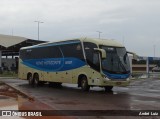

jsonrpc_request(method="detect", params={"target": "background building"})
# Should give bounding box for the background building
[0,34,46,72]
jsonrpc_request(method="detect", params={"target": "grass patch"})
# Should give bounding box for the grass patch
[0,71,18,78]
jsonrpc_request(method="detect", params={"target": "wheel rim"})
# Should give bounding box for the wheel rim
[35,77,38,85]
[28,75,32,85]
[34,74,39,86]
[82,79,86,88]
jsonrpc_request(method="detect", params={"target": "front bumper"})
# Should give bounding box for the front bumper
[101,79,130,87]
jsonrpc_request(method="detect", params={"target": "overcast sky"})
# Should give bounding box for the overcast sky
[0,0,160,57]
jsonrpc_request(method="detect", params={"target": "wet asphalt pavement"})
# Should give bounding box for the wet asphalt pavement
[0,78,160,119]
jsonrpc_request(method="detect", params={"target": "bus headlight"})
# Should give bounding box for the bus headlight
[126,78,130,81]
[104,76,110,81]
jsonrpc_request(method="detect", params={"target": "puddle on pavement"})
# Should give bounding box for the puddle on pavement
[0,82,73,119]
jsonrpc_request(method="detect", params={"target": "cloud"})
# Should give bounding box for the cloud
[0,0,160,56]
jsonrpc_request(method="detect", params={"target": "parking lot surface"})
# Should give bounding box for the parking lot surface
[0,78,160,119]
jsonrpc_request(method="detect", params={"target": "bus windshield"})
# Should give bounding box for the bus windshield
[100,46,130,74]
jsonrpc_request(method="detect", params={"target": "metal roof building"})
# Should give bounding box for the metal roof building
[0,34,46,68]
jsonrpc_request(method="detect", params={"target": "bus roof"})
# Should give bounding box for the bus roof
[82,37,124,47]
[21,37,124,50]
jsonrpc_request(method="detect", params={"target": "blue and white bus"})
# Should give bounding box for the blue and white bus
[18,38,131,91]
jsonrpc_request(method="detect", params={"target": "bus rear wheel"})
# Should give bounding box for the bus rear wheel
[33,74,39,87]
[27,73,33,86]
[81,77,90,91]
[104,86,113,92]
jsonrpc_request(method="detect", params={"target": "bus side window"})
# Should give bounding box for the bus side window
[60,43,84,60]
[84,42,100,71]
[20,46,63,60]
[93,53,100,71]
[20,49,31,60]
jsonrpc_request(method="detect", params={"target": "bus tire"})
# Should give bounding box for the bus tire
[81,76,90,91]
[104,86,113,92]
[27,73,33,86]
[33,73,39,87]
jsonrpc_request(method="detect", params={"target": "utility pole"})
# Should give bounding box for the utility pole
[34,21,44,40]
[153,45,156,57]
[96,31,102,39]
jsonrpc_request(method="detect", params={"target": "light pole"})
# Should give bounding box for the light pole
[153,45,156,57]
[11,28,13,36]
[96,31,102,39]
[35,21,43,40]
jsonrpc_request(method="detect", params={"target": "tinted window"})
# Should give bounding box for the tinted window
[20,46,62,60]
[60,43,84,60]
[84,42,100,71]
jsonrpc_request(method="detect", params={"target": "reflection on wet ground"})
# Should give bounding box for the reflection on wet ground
[0,78,160,119]
[0,81,73,119]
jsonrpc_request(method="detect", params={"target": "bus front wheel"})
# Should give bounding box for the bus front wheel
[81,77,90,91]
[104,86,113,92]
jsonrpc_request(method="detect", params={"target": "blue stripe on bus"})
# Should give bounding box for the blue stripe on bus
[30,41,81,49]
[103,71,130,79]
[22,57,86,72]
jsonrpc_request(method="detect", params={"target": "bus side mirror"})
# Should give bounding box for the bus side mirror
[127,51,138,60]
[94,48,106,59]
